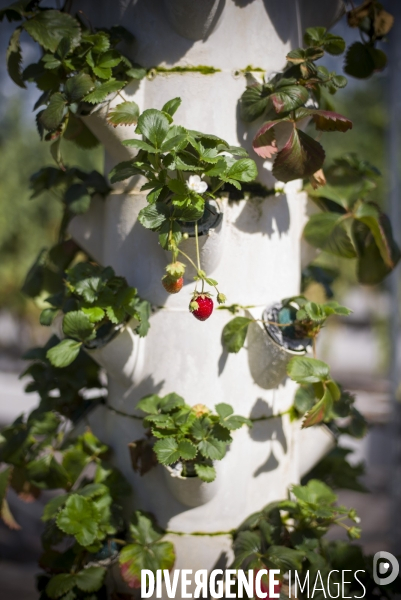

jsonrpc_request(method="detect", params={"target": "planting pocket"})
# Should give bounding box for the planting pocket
[162,463,221,508]
[247,304,310,390]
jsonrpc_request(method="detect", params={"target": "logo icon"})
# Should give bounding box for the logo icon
[373,551,399,585]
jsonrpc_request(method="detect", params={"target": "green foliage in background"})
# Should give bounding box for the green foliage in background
[0,101,102,313]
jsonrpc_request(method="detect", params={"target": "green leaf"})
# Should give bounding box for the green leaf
[138,203,167,229]
[130,511,162,545]
[273,128,325,183]
[161,134,188,153]
[233,531,261,567]
[105,305,126,324]
[27,455,70,489]
[42,494,69,521]
[133,299,151,337]
[7,27,25,88]
[292,479,336,505]
[119,540,175,588]
[109,160,142,183]
[153,438,181,465]
[23,10,81,52]
[222,317,252,353]
[126,64,147,79]
[39,92,67,131]
[57,494,99,547]
[137,109,170,149]
[137,394,162,415]
[107,101,140,126]
[75,567,106,593]
[46,573,76,599]
[63,311,95,342]
[287,357,330,384]
[64,183,91,214]
[46,339,82,368]
[303,212,356,258]
[266,546,304,571]
[215,403,250,430]
[178,440,197,460]
[158,220,182,251]
[162,97,182,117]
[40,307,59,326]
[344,42,376,79]
[354,202,395,268]
[81,306,105,323]
[198,437,226,461]
[122,138,156,153]
[240,84,271,122]
[194,463,216,482]
[226,159,257,182]
[304,27,345,55]
[353,216,400,284]
[83,79,125,104]
[270,85,309,114]
[64,73,94,103]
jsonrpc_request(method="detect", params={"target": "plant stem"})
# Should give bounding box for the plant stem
[177,248,199,272]
[195,221,201,271]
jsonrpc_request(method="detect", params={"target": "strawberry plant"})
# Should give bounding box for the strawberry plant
[109,98,256,304]
[304,153,400,284]
[242,26,352,184]
[0,1,400,597]
[0,1,147,168]
[221,297,357,428]
[133,393,251,482]
[41,262,151,368]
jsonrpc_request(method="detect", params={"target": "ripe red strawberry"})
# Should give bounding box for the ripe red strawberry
[189,293,214,321]
[162,274,184,294]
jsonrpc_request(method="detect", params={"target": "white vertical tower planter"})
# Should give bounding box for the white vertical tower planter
[69,0,341,595]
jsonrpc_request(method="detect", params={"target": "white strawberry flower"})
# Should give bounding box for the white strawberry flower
[187,174,208,194]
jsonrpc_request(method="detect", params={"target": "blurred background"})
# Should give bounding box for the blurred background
[0,1,400,598]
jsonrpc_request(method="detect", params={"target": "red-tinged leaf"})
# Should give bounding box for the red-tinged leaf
[310,110,352,133]
[1,498,21,530]
[354,202,396,268]
[272,128,325,183]
[120,560,141,589]
[302,398,326,428]
[252,122,278,159]
[0,468,19,529]
[302,385,333,428]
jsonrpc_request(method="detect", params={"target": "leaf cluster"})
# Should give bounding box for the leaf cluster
[304,153,400,284]
[292,378,367,435]
[240,27,351,183]
[21,335,106,422]
[1,0,146,165]
[109,99,257,254]
[345,0,393,79]
[302,446,367,493]
[232,479,361,578]
[119,511,175,589]
[287,357,342,428]
[221,296,350,354]
[30,166,111,228]
[43,262,151,368]
[135,393,251,482]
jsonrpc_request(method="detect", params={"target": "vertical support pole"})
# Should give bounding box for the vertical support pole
[386,0,401,554]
